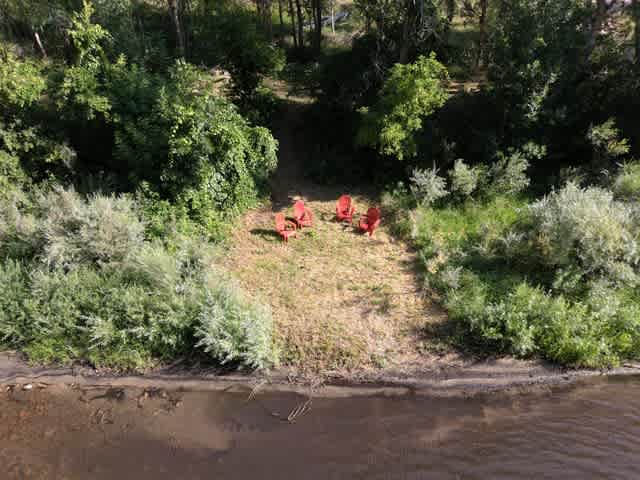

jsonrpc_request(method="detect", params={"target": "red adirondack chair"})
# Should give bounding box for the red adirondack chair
[293,200,313,228]
[359,207,381,237]
[336,195,356,223]
[275,213,297,242]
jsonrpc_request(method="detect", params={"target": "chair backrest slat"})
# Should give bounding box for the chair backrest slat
[366,207,380,222]
[337,195,352,212]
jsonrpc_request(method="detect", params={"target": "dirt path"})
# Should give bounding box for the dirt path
[220,88,450,375]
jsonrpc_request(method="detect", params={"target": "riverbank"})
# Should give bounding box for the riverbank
[2,371,640,479]
[3,351,640,398]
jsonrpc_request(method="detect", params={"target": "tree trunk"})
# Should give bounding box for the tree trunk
[295,0,304,48]
[634,0,640,62]
[312,0,322,54]
[398,0,415,64]
[167,0,186,58]
[288,0,298,48]
[477,0,488,67]
[265,0,273,40]
[278,0,285,42]
[34,32,47,58]
[255,0,273,40]
[330,0,335,33]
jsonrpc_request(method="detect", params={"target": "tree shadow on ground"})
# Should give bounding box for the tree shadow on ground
[414,301,497,361]
[249,228,281,241]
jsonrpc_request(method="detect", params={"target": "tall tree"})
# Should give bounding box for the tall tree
[312,0,322,53]
[167,0,186,57]
[255,0,273,40]
[295,0,304,48]
[399,0,414,63]
[288,0,299,47]
[277,0,285,42]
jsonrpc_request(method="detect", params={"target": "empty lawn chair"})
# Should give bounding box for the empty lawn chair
[359,207,381,237]
[275,213,297,242]
[336,195,356,223]
[293,200,313,228]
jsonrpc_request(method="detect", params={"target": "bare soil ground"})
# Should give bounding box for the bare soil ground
[219,87,452,375]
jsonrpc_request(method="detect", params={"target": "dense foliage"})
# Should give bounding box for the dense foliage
[0,187,276,369]
[383,159,640,367]
[1,1,279,240]
[0,0,279,370]
[1,0,640,371]
[357,53,450,160]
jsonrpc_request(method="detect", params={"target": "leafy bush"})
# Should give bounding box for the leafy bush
[0,150,29,195]
[37,188,145,268]
[614,162,640,202]
[190,1,285,100]
[401,176,640,368]
[357,53,450,160]
[196,278,275,369]
[0,120,76,182]
[0,225,276,369]
[490,149,531,195]
[108,61,278,235]
[156,62,278,214]
[526,183,639,286]
[0,188,40,259]
[587,119,630,166]
[445,279,640,367]
[409,167,449,206]
[0,48,46,112]
[449,159,482,198]
[0,260,33,346]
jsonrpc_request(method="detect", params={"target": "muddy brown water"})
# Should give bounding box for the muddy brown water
[1,377,639,479]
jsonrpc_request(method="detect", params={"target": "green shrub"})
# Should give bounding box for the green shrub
[0,150,29,197]
[37,188,145,268]
[357,53,450,160]
[614,162,640,202]
[587,119,630,166]
[0,121,77,182]
[490,149,530,195]
[443,273,640,367]
[196,277,275,369]
[109,61,278,233]
[0,184,273,370]
[407,180,640,368]
[526,182,639,286]
[0,49,46,112]
[0,234,275,370]
[449,159,482,199]
[409,167,449,206]
[0,188,40,260]
[0,260,33,346]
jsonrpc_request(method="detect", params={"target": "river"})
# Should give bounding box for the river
[1,376,639,479]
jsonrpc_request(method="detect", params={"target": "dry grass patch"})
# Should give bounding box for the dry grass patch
[219,194,447,374]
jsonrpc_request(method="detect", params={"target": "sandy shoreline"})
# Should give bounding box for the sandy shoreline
[2,351,639,398]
